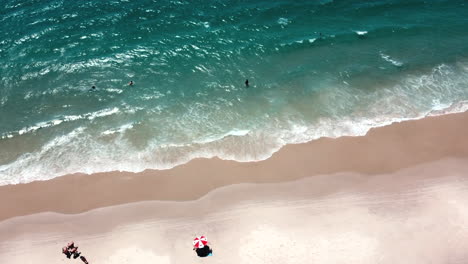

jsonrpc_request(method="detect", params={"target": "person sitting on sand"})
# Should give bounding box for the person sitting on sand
[73,251,81,259]
[66,241,81,259]
[195,245,213,257]
[193,242,213,257]
[67,242,77,252]
[62,242,89,262]
[62,246,72,259]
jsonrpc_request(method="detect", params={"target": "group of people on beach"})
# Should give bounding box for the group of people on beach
[61,239,212,261]
[62,242,89,264]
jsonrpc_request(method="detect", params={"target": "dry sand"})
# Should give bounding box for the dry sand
[1,112,468,263]
[1,158,468,264]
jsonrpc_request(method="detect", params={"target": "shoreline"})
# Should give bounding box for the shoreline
[3,102,467,185]
[1,111,468,221]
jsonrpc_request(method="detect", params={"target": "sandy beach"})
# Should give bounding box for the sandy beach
[1,112,468,263]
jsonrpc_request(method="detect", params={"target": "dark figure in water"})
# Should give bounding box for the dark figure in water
[195,246,213,257]
[128,80,134,86]
[245,79,249,87]
[91,86,96,90]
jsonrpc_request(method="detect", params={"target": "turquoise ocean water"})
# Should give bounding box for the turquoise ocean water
[1,0,468,184]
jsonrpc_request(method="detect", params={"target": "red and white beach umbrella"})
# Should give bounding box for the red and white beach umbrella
[193,236,208,249]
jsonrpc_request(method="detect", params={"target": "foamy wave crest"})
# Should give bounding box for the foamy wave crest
[277,17,290,26]
[0,127,87,184]
[18,119,64,135]
[1,107,120,139]
[193,129,250,144]
[280,37,317,47]
[428,100,468,116]
[102,123,135,136]
[354,30,368,36]
[380,52,403,67]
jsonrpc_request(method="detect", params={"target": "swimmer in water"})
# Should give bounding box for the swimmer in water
[245,79,249,87]
[128,81,134,86]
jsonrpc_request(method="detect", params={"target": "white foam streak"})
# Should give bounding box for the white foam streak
[277,17,290,26]
[18,119,63,135]
[102,123,134,136]
[88,107,119,120]
[193,129,250,144]
[0,127,86,184]
[380,53,403,67]
[428,100,468,117]
[1,108,120,139]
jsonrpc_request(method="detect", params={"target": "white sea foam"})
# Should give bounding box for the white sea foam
[194,64,212,74]
[17,119,63,135]
[428,100,468,116]
[1,107,120,139]
[106,88,123,94]
[193,129,250,144]
[431,99,451,111]
[86,107,120,120]
[27,18,47,26]
[141,93,164,101]
[277,17,290,26]
[1,134,14,139]
[228,129,250,136]
[281,37,313,47]
[380,53,403,67]
[0,127,87,184]
[0,96,7,106]
[14,26,58,45]
[102,123,135,136]
[355,30,368,36]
